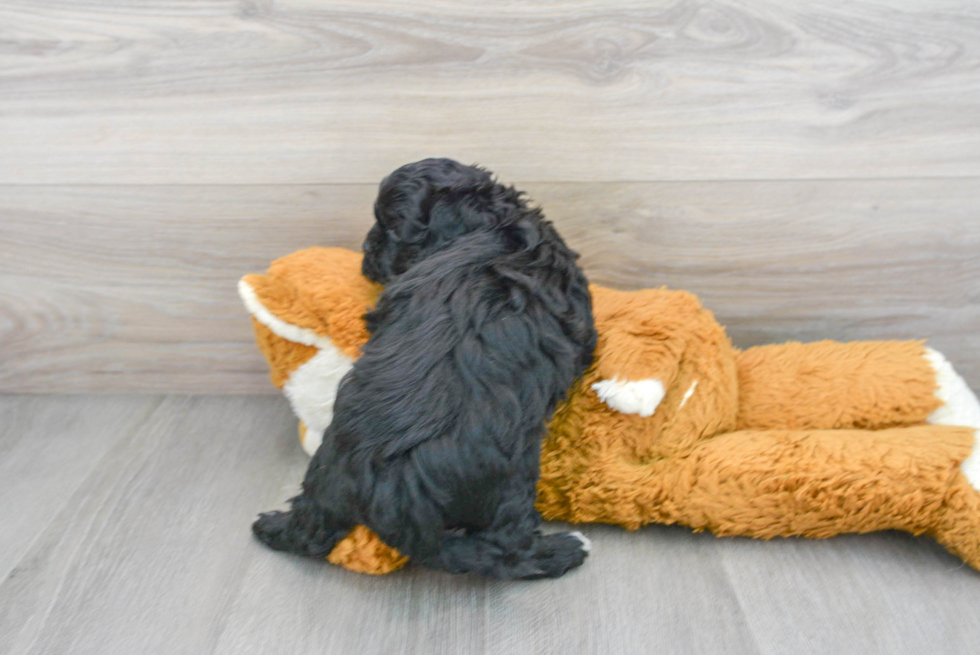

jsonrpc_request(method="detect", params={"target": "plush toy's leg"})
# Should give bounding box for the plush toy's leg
[656,424,980,569]
[326,525,409,575]
[922,349,980,566]
[736,340,943,431]
[933,471,980,570]
[924,348,980,489]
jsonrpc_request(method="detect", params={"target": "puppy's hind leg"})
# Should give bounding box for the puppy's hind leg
[436,528,591,580]
[252,493,352,559]
[436,478,590,579]
[372,467,590,579]
[253,452,355,559]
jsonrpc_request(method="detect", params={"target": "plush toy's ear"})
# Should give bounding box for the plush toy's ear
[239,247,382,455]
[240,247,381,359]
[238,274,321,389]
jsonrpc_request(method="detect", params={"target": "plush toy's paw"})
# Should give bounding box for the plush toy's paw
[522,531,591,579]
[591,377,665,417]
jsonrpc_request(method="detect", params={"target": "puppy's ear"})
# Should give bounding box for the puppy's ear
[426,195,472,243]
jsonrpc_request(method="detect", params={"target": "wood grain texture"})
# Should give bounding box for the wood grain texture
[721,532,980,654]
[1,180,977,393]
[3,2,978,649]
[212,525,762,655]
[480,524,759,655]
[0,395,302,655]
[1,0,979,183]
[0,395,162,581]
[4,394,980,655]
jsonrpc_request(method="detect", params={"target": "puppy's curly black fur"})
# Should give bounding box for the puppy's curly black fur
[253,158,597,578]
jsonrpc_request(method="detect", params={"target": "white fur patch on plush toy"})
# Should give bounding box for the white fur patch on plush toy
[284,346,354,456]
[591,377,665,417]
[678,380,698,409]
[925,347,980,491]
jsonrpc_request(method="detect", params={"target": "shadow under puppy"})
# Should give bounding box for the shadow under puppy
[253,158,597,578]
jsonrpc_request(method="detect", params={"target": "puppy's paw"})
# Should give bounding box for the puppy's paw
[253,509,346,559]
[568,530,592,552]
[523,531,590,579]
[252,511,293,551]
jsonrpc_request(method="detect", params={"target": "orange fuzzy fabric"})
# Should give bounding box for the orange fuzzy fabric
[242,247,980,575]
[326,525,409,574]
[250,320,318,389]
[241,247,381,361]
[736,340,941,431]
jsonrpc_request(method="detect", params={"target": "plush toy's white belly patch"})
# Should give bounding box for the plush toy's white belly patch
[285,345,354,455]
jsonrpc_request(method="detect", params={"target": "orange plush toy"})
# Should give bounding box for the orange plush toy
[240,247,980,575]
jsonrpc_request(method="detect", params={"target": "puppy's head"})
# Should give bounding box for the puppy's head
[362,158,526,283]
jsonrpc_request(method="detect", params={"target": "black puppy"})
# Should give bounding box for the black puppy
[253,158,597,578]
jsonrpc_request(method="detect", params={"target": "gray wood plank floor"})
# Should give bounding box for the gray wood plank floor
[3,394,980,655]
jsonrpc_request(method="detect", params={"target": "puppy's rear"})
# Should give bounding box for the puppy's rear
[254,159,596,578]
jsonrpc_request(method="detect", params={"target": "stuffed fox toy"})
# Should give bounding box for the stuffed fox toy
[240,247,980,575]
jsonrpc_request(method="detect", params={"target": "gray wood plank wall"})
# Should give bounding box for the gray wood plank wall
[1,0,978,393]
